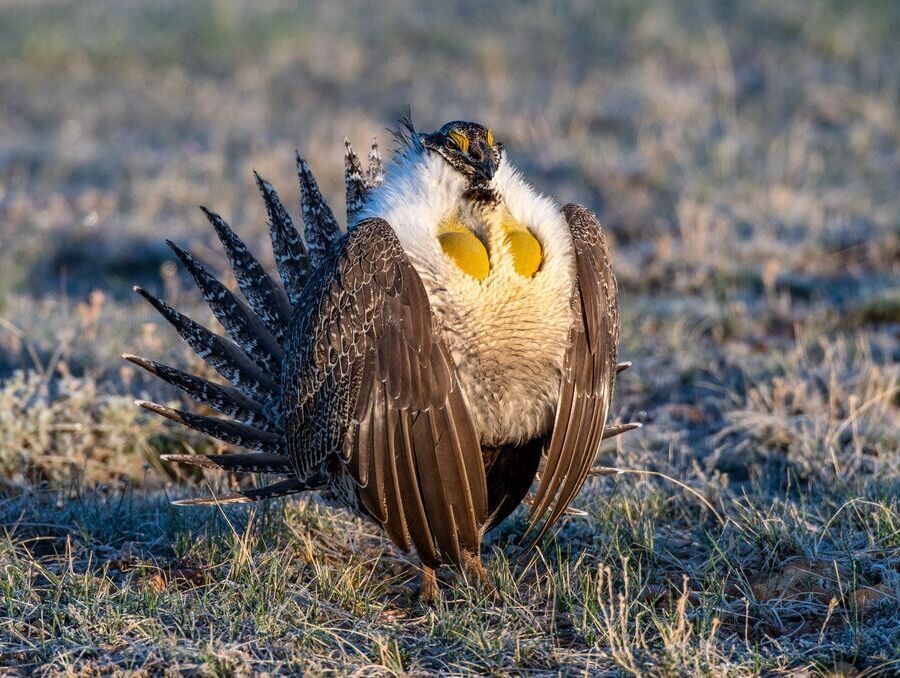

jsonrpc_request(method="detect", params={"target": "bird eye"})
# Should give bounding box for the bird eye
[448,130,469,154]
[486,129,494,146]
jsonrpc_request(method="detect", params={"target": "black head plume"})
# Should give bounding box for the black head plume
[390,107,424,153]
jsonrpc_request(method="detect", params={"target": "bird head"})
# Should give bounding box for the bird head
[421,121,501,190]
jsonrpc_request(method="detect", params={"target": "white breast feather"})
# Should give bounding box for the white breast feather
[359,152,576,447]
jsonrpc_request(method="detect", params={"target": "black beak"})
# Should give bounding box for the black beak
[473,154,496,181]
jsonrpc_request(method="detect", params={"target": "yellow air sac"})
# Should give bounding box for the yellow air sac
[502,220,542,278]
[438,227,490,281]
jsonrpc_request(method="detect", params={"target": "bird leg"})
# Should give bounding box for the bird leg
[419,566,439,604]
[461,551,498,601]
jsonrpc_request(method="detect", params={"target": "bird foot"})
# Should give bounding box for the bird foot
[461,552,499,602]
[419,566,440,604]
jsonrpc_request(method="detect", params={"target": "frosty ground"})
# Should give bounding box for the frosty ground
[0,1,898,674]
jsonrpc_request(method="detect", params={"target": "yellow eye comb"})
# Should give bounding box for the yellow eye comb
[448,130,469,154]
[486,129,494,146]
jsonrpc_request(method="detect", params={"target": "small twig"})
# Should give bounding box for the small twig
[815,497,888,555]
[589,467,725,525]
[0,316,43,373]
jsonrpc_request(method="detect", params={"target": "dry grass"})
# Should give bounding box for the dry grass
[0,0,898,674]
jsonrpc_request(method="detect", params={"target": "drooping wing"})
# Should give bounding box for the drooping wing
[282,217,487,567]
[524,204,619,545]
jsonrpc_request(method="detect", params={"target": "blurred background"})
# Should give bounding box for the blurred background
[0,0,897,495]
[1,1,898,672]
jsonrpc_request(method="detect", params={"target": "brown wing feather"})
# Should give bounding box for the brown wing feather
[283,217,486,568]
[524,204,619,545]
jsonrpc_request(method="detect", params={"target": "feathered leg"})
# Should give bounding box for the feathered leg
[460,550,496,600]
[420,566,439,604]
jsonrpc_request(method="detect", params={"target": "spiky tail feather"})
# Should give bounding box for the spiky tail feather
[160,453,292,474]
[344,137,384,225]
[129,149,357,499]
[171,477,313,506]
[344,138,368,220]
[602,422,641,440]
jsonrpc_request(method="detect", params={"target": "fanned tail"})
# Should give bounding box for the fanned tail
[130,151,351,503]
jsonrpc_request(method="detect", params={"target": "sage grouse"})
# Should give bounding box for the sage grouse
[126,119,637,595]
